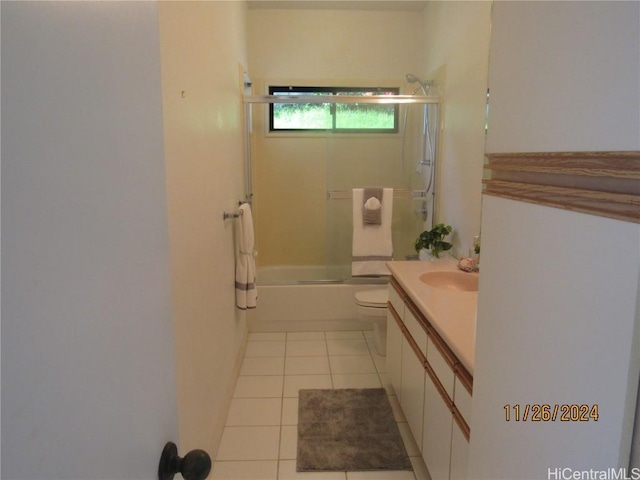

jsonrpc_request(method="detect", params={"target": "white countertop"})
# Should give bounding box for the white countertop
[386,258,478,374]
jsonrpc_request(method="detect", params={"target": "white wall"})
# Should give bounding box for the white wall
[485,1,640,153]
[421,0,492,258]
[247,7,425,266]
[470,1,640,477]
[1,2,178,478]
[248,8,422,82]
[473,198,639,477]
[158,1,249,456]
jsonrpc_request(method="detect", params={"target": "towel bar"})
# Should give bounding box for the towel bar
[327,189,427,200]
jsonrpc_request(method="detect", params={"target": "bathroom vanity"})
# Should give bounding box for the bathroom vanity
[386,259,478,480]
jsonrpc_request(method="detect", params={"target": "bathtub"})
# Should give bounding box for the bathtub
[247,265,388,332]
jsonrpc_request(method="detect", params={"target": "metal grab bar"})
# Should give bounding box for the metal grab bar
[327,189,427,200]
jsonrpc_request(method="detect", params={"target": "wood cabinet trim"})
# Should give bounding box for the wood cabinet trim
[390,276,407,300]
[452,405,471,441]
[426,324,458,370]
[406,332,427,365]
[425,361,454,410]
[454,365,473,395]
[388,302,404,330]
[405,297,430,336]
[388,298,425,365]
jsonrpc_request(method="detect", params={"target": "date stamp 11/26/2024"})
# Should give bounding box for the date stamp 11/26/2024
[504,404,599,422]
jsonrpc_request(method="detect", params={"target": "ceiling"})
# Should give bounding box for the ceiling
[247,0,428,11]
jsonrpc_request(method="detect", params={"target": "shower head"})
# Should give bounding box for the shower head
[405,73,431,95]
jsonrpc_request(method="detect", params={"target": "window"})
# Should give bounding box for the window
[269,86,399,133]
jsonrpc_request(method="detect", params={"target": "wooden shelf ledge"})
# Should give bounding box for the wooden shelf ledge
[484,151,640,223]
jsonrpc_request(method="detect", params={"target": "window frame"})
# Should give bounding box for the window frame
[268,85,400,134]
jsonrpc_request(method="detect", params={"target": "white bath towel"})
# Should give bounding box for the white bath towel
[235,203,257,309]
[352,188,393,276]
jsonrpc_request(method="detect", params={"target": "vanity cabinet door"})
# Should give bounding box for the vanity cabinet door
[386,305,403,399]
[400,337,426,451]
[422,369,453,480]
[450,418,469,480]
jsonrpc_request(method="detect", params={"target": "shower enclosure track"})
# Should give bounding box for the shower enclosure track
[243,94,439,105]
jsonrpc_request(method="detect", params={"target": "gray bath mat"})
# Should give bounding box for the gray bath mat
[297,388,412,472]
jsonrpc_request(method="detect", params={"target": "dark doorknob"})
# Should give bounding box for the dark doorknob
[158,441,211,480]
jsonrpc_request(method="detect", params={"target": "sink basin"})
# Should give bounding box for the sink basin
[419,271,479,292]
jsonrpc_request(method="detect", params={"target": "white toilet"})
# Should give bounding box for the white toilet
[355,288,389,355]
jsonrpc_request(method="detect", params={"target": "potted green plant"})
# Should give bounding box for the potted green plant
[414,223,453,259]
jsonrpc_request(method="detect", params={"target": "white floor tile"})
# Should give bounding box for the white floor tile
[277,460,347,479]
[246,341,286,357]
[285,356,330,375]
[287,331,325,341]
[279,425,298,459]
[282,397,299,425]
[329,355,376,374]
[366,338,381,354]
[221,330,418,479]
[216,426,281,461]
[211,460,278,480]
[332,373,382,389]
[234,376,284,398]
[325,331,365,339]
[240,356,285,376]
[226,398,282,426]
[286,340,328,357]
[283,374,333,397]
[249,332,287,342]
[326,339,370,356]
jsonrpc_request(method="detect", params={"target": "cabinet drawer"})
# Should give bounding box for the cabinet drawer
[405,306,428,358]
[388,282,404,317]
[454,376,472,425]
[427,336,455,399]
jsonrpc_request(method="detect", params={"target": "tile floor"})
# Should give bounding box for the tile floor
[212,330,431,480]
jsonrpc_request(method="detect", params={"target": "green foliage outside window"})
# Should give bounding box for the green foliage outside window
[269,86,398,132]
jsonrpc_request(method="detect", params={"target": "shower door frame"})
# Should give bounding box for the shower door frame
[243,94,441,283]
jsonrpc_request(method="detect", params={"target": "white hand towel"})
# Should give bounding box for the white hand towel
[364,196,381,210]
[235,203,257,309]
[352,188,393,276]
[363,196,382,224]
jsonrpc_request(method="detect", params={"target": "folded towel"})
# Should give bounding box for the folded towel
[235,203,257,309]
[362,187,383,225]
[363,196,382,225]
[352,188,393,276]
